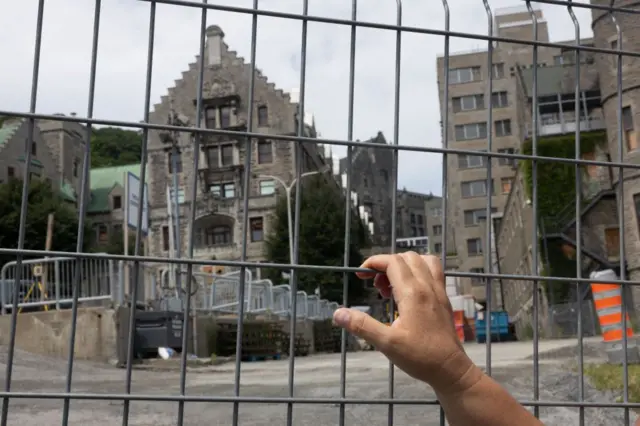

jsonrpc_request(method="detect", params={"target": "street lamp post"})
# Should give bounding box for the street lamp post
[254,168,327,264]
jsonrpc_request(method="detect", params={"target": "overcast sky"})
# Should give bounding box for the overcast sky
[2,0,592,195]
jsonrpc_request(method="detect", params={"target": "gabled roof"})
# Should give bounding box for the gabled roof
[88,164,140,213]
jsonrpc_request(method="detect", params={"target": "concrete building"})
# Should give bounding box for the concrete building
[436,5,602,300]
[140,25,329,270]
[492,0,640,337]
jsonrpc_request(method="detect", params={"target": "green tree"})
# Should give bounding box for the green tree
[91,127,142,168]
[264,175,370,305]
[0,179,93,268]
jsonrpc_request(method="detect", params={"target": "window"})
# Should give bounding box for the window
[416,214,424,225]
[250,217,264,242]
[433,225,443,236]
[73,159,79,178]
[611,39,619,51]
[207,146,220,168]
[205,107,217,128]
[169,188,186,204]
[497,148,516,166]
[259,180,275,195]
[410,213,416,224]
[210,182,235,198]
[605,227,620,259]
[380,169,388,183]
[206,226,231,245]
[113,195,122,210]
[31,142,37,156]
[257,106,269,127]
[431,207,443,217]
[97,224,108,243]
[623,106,637,151]
[7,167,14,179]
[411,227,418,237]
[454,123,487,141]
[495,119,512,137]
[168,150,183,173]
[461,179,493,198]
[492,63,505,79]
[467,238,483,256]
[501,177,513,194]
[491,91,508,108]
[448,66,481,84]
[221,144,234,166]
[162,226,170,251]
[464,208,497,226]
[470,267,485,286]
[220,106,232,128]
[452,94,484,112]
[258,141,273,164]
[553,55,565,65]
[29,171,40,181]
[458,152,487,169]
[434,243,442,253]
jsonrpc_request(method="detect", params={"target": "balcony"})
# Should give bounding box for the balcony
[525,115,605,138]
[193,243,238,259]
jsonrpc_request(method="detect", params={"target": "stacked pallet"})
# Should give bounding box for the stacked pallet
[216,318,284,361]
[313,320,342,353]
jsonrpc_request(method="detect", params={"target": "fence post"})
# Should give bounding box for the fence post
[118,260,124,305]
[54,259,61,311]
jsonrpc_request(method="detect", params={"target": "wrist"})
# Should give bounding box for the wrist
[431,351,484,398]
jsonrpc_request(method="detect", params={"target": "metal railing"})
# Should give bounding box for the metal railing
[159,268,337,319]
[0,256,116,314]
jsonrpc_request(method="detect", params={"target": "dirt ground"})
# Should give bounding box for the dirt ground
[0,337,634,425]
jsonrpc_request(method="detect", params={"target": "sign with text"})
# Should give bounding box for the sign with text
[127,172,149,235]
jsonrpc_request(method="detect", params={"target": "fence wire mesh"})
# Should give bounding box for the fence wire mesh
[2,0,640,425]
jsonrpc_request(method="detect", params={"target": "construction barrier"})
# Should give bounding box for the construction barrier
[453,310,465,342]
[590,269,640,364]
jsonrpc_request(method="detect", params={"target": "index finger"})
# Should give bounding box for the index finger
[356,254,414,291]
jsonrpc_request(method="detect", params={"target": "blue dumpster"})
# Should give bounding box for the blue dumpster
[475,310,511,343]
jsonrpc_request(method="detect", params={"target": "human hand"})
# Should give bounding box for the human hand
[332,252,481,394]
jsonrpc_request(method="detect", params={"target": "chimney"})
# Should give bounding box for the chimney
[206,25,224,66]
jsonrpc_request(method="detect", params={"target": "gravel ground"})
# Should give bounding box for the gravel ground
[0,339,634,425]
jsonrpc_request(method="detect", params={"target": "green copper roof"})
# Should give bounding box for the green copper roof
[88,164,140,213]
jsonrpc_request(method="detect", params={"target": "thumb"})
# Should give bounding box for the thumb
[333,308,392,351]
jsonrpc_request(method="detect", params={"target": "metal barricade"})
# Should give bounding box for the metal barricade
[0,256,115,314]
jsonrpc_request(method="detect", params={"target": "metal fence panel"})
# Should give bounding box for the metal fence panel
[2,0,640,425]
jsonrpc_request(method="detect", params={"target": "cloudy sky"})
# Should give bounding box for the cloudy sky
[2,0,592,195]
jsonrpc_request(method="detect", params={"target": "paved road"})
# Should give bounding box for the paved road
[0,337,634,425]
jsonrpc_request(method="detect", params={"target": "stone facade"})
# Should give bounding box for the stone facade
[144,25,328,269]
[338,132,437,250]
[0,117,83,203]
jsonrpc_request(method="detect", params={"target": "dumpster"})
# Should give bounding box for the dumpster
[135,311,185,357]
[475,310,512,343]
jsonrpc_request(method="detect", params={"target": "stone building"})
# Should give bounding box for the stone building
[141,25,329,268]
[0,116,84,205]
[338,131,444,255]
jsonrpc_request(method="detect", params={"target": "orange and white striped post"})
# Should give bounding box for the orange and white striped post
[591,281,633,343]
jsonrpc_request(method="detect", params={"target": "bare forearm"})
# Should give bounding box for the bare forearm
[436,367,543,426]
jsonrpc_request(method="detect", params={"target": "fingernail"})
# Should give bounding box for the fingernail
[333,309,350,327]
